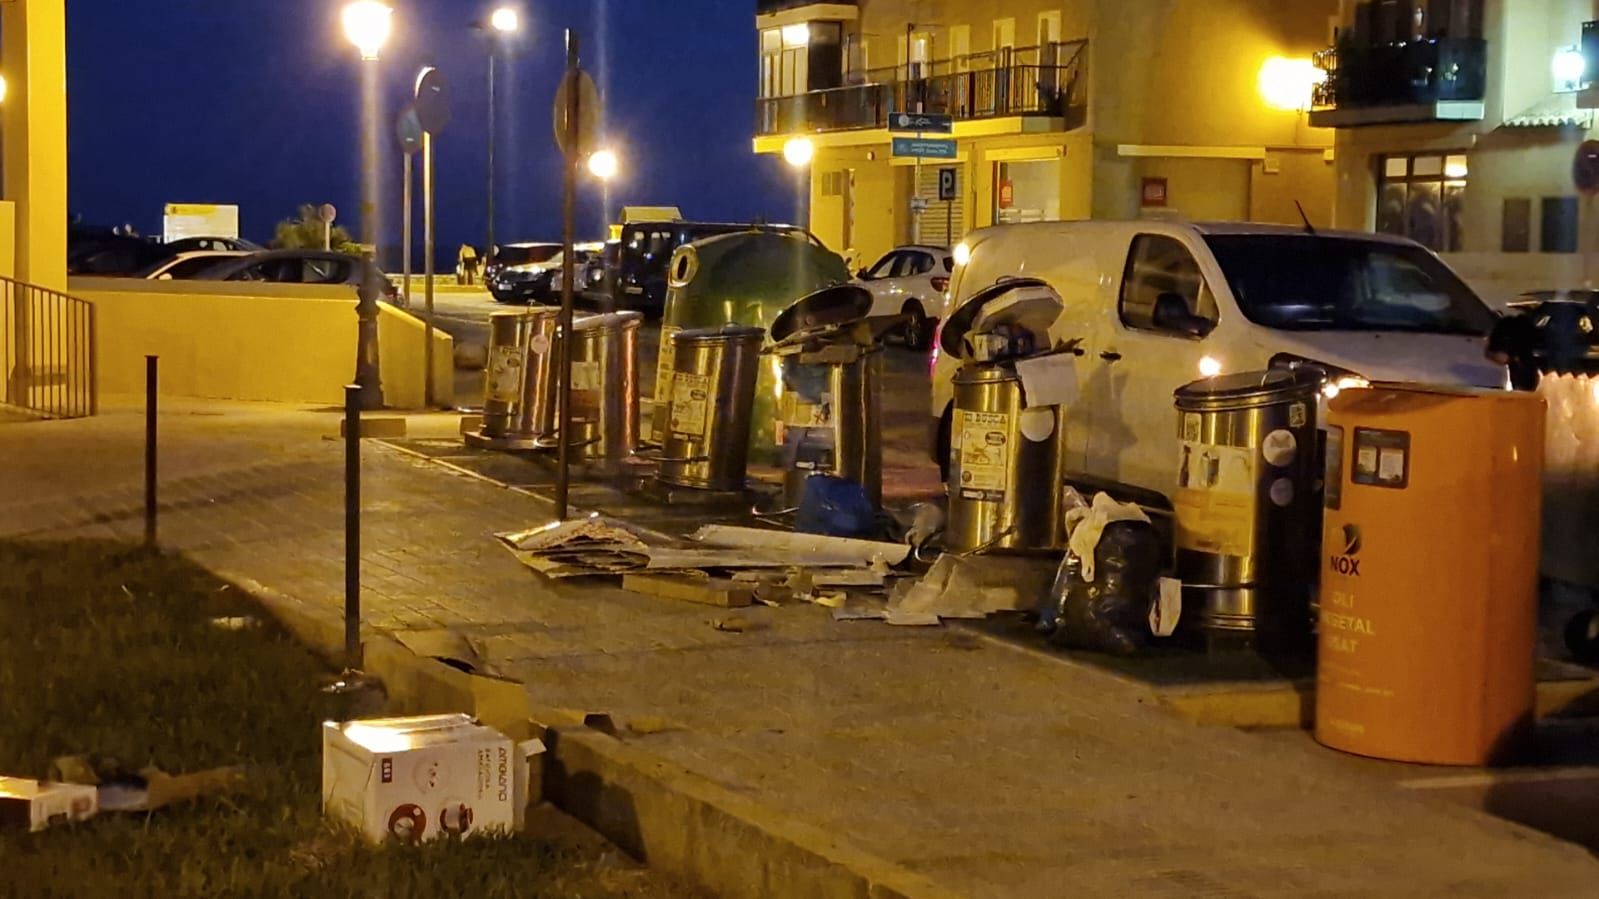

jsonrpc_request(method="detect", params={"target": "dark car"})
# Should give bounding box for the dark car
[612,221,821,314]
[67,233,173,276]
[1489,289,1599,388]
[579,240,620,308]
[165,236,263,254]
[190,249,402,306]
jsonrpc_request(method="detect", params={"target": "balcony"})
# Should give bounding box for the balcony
[1309,37,1488,127]
[757,41,1087,137]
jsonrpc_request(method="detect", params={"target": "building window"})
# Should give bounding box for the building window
[1541,197,1580,254]
[994,159,1061,224]
[1502,198,1531,253]
[1376,152,1467,252]
[759,24,812,98]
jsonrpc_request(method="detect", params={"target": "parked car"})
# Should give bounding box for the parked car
[190,249,402,306]
[165,236,263,254]
[612,221,823,315]
[851,244,953,350]
[1488,289,1599,388]
[580,240,620,309]
[138,250,248,279]
[67,233,173,276]
[930,220,1504,495]
[486,241,602,304]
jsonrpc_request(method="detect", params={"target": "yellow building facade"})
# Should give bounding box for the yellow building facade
[754,0,1340,267]
[1314,0,1599,306]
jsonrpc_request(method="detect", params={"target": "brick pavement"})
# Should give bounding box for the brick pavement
[3,399,1598,897]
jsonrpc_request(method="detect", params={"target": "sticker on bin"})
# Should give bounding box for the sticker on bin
[669,372,711,438]
[486,346,523,403]
[1174,441,1256,557]
[955,410,1010,502]
[1351,428,1410,489]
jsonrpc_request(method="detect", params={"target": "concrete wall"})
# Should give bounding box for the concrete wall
[70,278,453,409]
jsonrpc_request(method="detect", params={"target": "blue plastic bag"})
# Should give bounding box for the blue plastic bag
[794,475,877,538]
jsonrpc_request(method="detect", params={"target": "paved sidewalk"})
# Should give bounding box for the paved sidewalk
[3,399,1597,897]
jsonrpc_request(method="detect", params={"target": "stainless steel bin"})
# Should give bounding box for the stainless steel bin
[481,310,536,438]
[657,325,766,491]
[565,310,643,466]
[1172,368,1321,645]
[945,362,1067,553]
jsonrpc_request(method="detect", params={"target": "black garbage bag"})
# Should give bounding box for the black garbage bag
[1044,520,1162,655]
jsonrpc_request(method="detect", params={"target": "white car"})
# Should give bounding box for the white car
[852,244,953,350]
[931,219,1506,495]
[138,250,247,280]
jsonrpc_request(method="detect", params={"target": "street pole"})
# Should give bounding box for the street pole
[554,29,580,521]
[344,383,363,672]
[144,356,158,549]
[360,58,381,252]
[423,131,436,408]
[324,220,332,251]
[402,152,413,305]
[486,50,497,257]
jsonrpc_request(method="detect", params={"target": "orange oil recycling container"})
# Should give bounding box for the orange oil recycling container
[1315,385,1545,766]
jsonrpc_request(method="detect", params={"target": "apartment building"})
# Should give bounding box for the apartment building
[1313,0,1599,304]
[754,0,1340,265]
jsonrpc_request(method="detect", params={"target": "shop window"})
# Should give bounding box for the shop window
[993,159,1061,224]
[1541,197,1579,254]
[1502,198,1531,253]
[1119,235,1218,337]
[1376,152,1467,252]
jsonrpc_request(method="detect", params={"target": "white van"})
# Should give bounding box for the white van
[930,220,1506,499]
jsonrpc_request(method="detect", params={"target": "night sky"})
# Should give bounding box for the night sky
[66,0,795,255]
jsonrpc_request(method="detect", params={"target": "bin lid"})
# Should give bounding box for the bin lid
[572,310,644,332]
[939,277,1064,358]
[770,284,873,343]
[674,323,767,346]
[1173,368,1321,405]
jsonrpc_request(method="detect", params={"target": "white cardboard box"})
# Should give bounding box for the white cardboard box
[0,777,99,832]
[321,714,543,843]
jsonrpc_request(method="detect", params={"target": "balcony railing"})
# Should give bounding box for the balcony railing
[758,41,1087,136]
[1310,36,1487,125]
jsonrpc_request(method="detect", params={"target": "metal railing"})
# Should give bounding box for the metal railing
[1,275,98,419]
[758,41,1087,135]
[1312,36,1487,111]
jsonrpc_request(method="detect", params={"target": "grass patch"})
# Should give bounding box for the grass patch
[0,540,697,897]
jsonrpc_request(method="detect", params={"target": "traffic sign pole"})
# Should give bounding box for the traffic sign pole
[554,30,580,521]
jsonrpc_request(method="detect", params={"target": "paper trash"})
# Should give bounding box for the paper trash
[322,714,545,843]
[1015,352,1079,408]
[0,777,98,832]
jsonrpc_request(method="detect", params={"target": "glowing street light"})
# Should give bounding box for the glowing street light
[587,148,619,180]
[0,74,8,104]
[341,1,393,61]
[783,136,815,168]
[1257,56,1325,112]
[489,6,521,34]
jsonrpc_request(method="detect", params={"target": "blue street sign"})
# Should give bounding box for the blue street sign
[892,137,957,160]
[889,111,954,134]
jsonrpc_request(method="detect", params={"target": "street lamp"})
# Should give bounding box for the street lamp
[480,5,522,259]
[341,1,393,61]
[586,148,619,180]
[342,0,393,411]
[782,136,815,168]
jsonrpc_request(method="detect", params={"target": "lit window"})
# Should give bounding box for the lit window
[1375,152,1467,253]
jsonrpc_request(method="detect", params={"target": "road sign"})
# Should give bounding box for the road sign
[892,137,957,160]
[396,106,423,155]
[414,67,451,135]
[938,167,958,201]
[889,111,953,134]
[553,70,601,158]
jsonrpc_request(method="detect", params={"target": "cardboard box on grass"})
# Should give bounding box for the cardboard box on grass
[0,777,99,832]
[322,713,544,843]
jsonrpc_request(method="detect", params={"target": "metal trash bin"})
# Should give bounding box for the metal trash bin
[512,305,562,443]
[481,310,536,438]
[657,324,765,491]
[946,362,1068,553]
[565,310,643,467]
[768,284,883,509]
[1172,369,1321,648]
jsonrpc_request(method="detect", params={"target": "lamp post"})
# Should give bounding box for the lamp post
[480,6,521,260]
[341,1,392,251]
[342,1,393,410]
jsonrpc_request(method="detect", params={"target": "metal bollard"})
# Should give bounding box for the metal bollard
[145,355,158,548]
[343,383,362,672]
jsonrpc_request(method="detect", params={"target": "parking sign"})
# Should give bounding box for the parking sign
[938,168,958,201]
